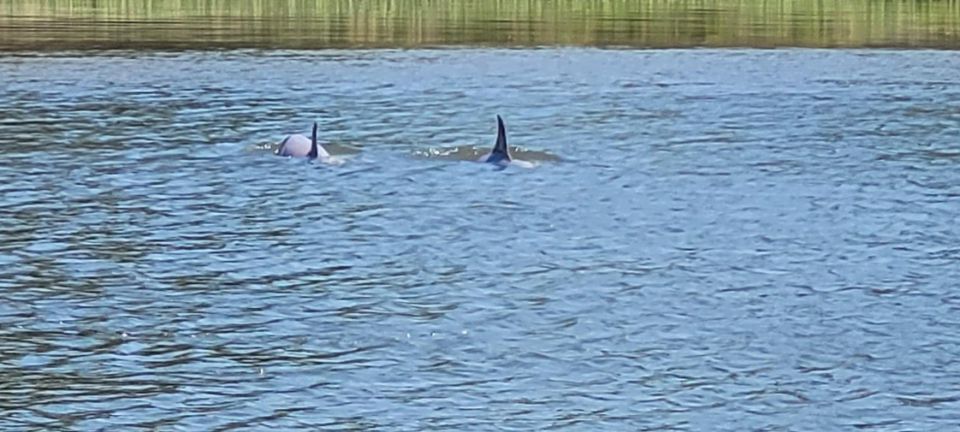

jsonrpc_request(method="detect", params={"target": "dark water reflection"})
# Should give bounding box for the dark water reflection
[2,0,960,50]
[2,49,960,429]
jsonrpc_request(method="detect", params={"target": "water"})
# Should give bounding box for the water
[2,48,960,430]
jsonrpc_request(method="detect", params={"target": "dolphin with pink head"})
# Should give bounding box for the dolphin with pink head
[276,122,331,160]
[477,115,534,168]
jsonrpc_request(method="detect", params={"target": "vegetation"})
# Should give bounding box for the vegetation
[2,0,959,49]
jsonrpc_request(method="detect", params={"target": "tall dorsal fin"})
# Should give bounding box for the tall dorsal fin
[493,115,510,161]
[308,122,319,159]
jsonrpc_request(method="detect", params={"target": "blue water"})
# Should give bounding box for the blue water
[1,49,959,430]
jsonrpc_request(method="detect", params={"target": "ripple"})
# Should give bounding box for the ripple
[1,48,959,429]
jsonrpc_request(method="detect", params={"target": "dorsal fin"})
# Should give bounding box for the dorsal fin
[308,122,319,159]
[493,115,510,161]
[277,135,291,155]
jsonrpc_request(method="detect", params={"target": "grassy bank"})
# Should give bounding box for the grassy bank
[2,0,959,49]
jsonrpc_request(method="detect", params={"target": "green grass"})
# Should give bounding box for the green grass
[2,0,959,49]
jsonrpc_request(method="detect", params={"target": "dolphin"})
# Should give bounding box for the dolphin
[477,115,534,168]
[276,122,331,159]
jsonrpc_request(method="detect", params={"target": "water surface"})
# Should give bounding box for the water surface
[2,48,960,429]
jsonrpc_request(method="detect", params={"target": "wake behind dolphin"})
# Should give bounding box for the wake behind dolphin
[477,115,534,168]
[276,122,331,159]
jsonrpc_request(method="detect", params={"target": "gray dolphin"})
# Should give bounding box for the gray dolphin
[477,115,534,168]
[276,122,331,159]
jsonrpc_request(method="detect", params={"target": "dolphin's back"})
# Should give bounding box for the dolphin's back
[277,134,314,157]
[277,122,331,159]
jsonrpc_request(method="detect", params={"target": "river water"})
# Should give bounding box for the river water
[3,6,960,431]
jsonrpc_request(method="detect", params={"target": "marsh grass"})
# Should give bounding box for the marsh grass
[2,0,959,49]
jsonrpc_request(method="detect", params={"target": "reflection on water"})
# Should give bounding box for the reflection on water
[2,0,959,50]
